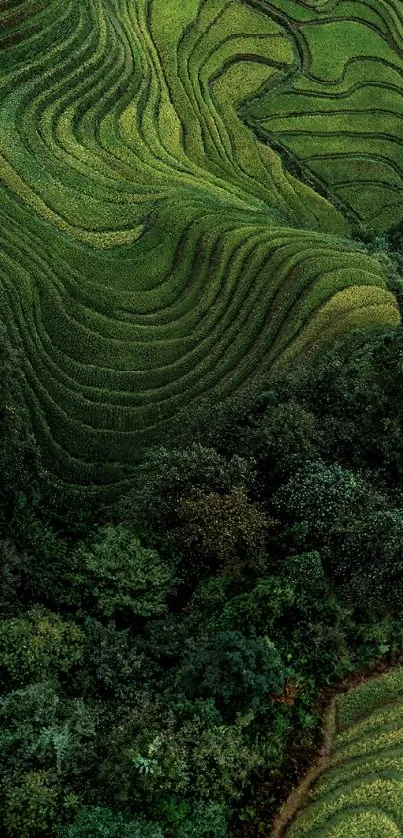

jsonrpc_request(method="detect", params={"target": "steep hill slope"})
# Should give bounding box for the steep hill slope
[287,668,403,837]
[0,0,400,496]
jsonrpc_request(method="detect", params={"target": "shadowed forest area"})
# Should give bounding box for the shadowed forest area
[3,0,403,834]
[4,278,403,833]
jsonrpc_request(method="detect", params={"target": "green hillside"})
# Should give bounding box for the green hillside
[0,0,401,497]
[287,668,403,837]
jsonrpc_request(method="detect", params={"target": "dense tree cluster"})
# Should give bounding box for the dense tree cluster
[3,311,403,835]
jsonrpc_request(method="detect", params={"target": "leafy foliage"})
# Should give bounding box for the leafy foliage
[173,487,268,578]
[71,525,176,622]
[177,631,284,719]
[0,608,83,688]
[122,445,254,532]
[273,462,372,546]
[3,311,403,834]
[1,770,61,838]
[57,807,163,838]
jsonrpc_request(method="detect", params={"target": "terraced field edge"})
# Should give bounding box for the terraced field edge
[0,0,401,497]
[283,667,403,837]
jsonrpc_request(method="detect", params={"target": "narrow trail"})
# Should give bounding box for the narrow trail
[271,697,336,837]
[270,656,403,837]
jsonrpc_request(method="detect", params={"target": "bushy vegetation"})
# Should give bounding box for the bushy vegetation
[2,316,403,835]
[2,0,403,834]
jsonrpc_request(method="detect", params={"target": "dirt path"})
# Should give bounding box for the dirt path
[271,697,336,837]
[270,654,403,837]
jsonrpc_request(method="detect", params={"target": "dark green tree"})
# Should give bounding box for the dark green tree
[120,444,255,532]
[71,525,176,623]
[0,320,40,532]
[272,461,379,549]
[173,487,268,579]
[57,807,163,838]
[0,607,83,689]
[177,631,284,720]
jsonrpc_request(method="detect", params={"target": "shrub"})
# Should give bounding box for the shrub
[177,801,228,837]
[75,618,147,699]
[240,400,316,482]
[177,631,284,719]
[98,693,260,809]
[173,487,268,578]
[1,770,60,838]
[0,679,98,781]
[273,461,374,547]
[57,806,164,838]
[120,444,255,532]
[0,607,83,687]
[333,508,403,614]
[72,525,176,622]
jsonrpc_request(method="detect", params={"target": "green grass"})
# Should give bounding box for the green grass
[287,669,403,837]
[244,0,403,231]
[0,0,401,497]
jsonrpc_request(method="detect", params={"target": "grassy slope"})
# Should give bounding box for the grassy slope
[0,0,400,498]
[287,668,403,837]
[244,0,403,231]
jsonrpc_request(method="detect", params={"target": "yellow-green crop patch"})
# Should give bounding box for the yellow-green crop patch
[0,0,401,497]
[244,0,403,231]
[287,668,403,837]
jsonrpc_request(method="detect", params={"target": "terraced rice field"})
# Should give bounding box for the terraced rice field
[0,0,401,497]
[286,668,403,837]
